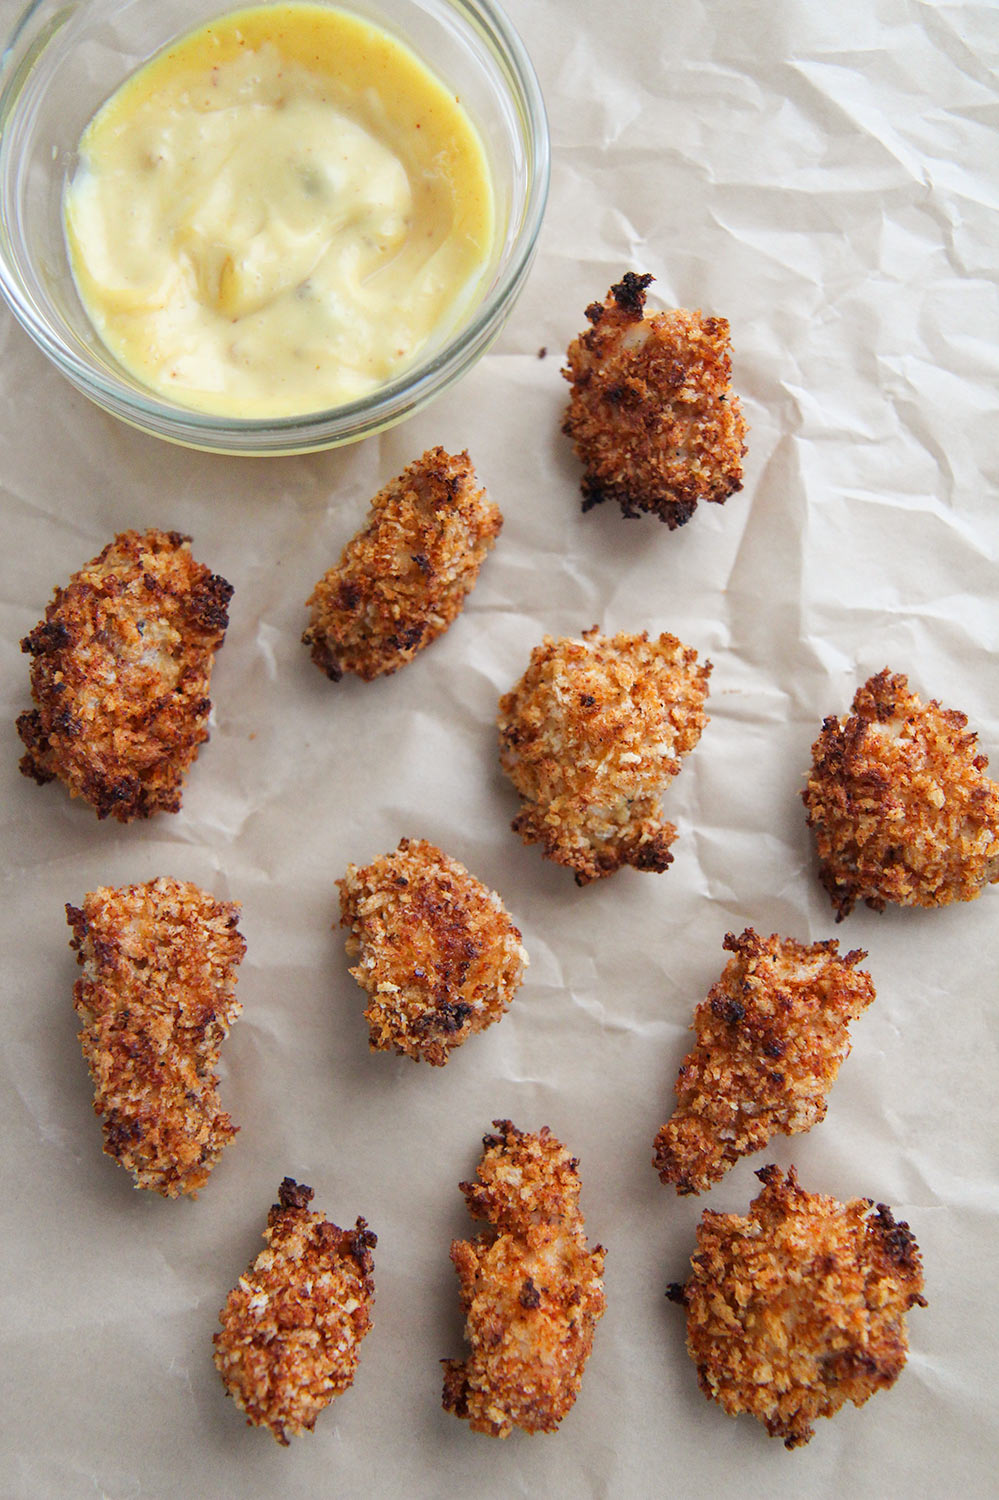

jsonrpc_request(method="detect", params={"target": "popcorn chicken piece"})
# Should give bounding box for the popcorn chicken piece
[803,668,999,918]
[337,838,527,1065]
[562,272,747,527]
[214,1178,376,1445]
[442,1120,606,1437]
[303,447,501,681]
[17,529,232,820]
[667,1164,926,1448]
[497,627,710,883]
[66,877,245,1197]
[653,929,875,1194]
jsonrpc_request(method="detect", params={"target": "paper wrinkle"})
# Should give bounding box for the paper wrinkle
[3,0,999,1494]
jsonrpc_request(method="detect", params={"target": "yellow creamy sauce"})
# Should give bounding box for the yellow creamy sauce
[64,4,494,417]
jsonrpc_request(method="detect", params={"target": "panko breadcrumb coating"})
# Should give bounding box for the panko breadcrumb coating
[497,627,711,884]
[214,1178,376,1445]
[442,1120,606,1437]
[303,447,501,681]
[337,838,527,1065]
[667,1164,926,1449]
[66,877,245,1197]
[562,272,747,528]
[17,529,232,820]
[803,668,999,919]
[654,929,875,1194]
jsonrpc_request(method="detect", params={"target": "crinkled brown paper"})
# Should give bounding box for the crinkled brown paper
[1,0,997,1495]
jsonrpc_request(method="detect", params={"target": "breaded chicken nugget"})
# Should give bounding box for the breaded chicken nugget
[442,1120,606,1437]
[337,838,527,1065]
[17,529,232,820]
[562,272,747,527]
[66,877,245,1197]
[214,1178,376,1445]
[653,929,875,1194]
[667,1164,926,1449]
[497,627,710,884]
[303,447,501,681]
[803,668,999,919]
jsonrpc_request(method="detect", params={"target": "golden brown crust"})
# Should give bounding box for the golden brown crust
[497,627,711,884]
[302,447,501,681]
[562,272,747,527]
[442,1120,605,1437]
[17,529,232,820]
[214,1178,376,1445]
[653,929,875,1194]
[803,668,999,918]
[669,1165,926,1448]
[337,838,527,1065]
[66,877,245,1197]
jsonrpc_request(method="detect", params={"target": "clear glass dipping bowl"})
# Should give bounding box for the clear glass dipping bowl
[0,0,549,453]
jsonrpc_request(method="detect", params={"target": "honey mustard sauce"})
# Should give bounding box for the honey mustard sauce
[64,4,495,417]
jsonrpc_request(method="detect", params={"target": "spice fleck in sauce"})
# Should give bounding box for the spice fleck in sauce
[64,4,495,418]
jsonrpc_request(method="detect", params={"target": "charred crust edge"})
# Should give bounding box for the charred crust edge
[277,1177,314,1211]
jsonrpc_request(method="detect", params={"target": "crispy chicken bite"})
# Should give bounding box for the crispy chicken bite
[337,838,527,1065]
[66,877,245,1197]
[442,1120,606,1437]
[803,668,999,919]
[303,447,501,681]
[562,272,747,528]
[667,1164,926,1449]
[497,627,711,884]
[654,929,875,1194]
[17,529,232,820]
[214,1178,376,1445]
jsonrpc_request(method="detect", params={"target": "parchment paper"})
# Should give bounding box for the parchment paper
[2,2,997,1496]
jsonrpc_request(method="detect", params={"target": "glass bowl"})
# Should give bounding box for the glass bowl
[0,0,549,453]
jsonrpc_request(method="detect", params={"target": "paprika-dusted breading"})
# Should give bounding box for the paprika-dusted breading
[17,528,232,820]
[214,1178,376,1445]
[302,446,501,681]
[337,838,527,1066]
[654,929,875,1194]
[442,1120,606,1437]
[562,272,747,528]
[66,877,245,1197]
[497,627,711,884]
[667,1164,926,1449]
[803,668,999,919]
